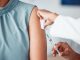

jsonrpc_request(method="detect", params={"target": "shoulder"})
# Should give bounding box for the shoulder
[16,1,36,9]
[29,7,40,27]
[14,1,36,15]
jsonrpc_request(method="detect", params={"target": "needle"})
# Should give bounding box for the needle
[40,18,61,55]
[46,32,61,56]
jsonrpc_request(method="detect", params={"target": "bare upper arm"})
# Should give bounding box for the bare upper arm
[29,7,47,60]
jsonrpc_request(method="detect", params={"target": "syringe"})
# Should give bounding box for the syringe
[46,32,61,56]
[40,18,61,56]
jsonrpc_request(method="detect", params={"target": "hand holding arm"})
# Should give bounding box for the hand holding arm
[37,9,58,27]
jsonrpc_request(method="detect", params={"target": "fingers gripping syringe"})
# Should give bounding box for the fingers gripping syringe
[40,18,60,55]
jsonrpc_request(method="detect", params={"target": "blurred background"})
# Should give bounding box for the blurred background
[20,0,80,18]
[20,0,80,60]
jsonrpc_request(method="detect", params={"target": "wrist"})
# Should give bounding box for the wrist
[69,52,80,60]
[73,53,80,60]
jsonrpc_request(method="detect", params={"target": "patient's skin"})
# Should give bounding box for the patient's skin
[0,0,9,7]
[37,9,80,60]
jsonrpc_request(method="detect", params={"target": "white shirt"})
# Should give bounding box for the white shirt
[47,15,80,55]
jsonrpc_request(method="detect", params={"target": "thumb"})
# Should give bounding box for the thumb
[44,19,53,28]
[37,10,43,19]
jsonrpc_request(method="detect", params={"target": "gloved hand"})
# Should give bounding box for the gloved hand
[37,9,58,27]
[52,42,80,60]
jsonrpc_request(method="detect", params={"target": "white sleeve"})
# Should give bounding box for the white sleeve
[49,15,80,44]
[47,15,80,55]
